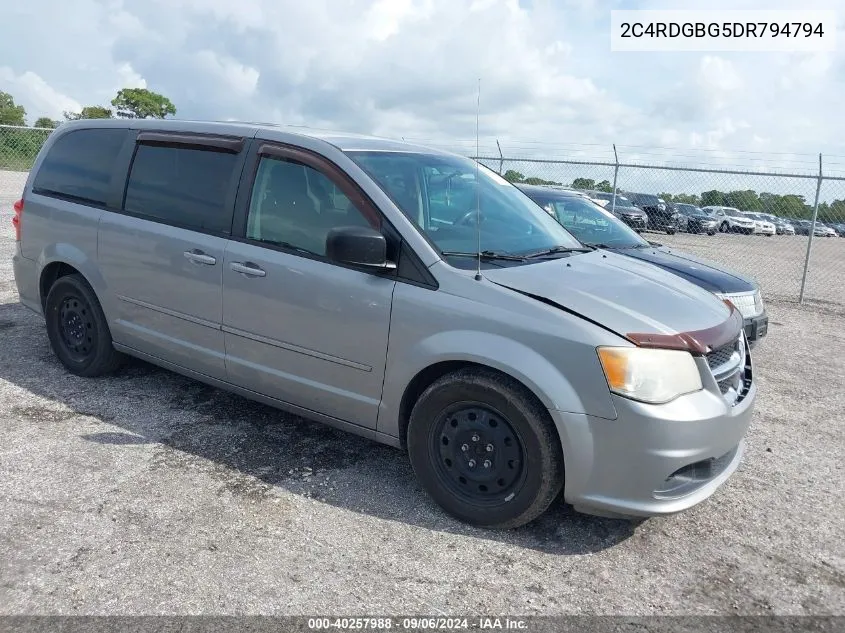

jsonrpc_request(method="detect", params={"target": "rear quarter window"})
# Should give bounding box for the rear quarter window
[123,143,240,233]
[31,128,128,206]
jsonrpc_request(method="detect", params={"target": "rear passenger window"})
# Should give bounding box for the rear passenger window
[124,143,239,233]
[32,128,127,206]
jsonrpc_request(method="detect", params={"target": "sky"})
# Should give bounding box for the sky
[2,0,845,198]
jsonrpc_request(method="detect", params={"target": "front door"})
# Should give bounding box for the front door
[222,143,395,428]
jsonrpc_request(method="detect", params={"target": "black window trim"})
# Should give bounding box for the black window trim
[230,140,438,290]
[136,131,245,154]
[117,132,250,237]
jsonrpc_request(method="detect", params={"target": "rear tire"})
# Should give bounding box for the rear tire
[45,274,123,377]
[406,368,564,529]
[666,229,676,235]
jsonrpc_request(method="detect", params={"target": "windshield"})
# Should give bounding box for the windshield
[724,208,744,218]
[531,194,648,249]
[346,151,582,259]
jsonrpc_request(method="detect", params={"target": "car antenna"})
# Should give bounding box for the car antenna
[474,77,482,281]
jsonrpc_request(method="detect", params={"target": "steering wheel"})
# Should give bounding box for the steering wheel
[456,209,486,226]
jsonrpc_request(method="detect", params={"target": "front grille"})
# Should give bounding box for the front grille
[706,342,737,372]
[705,335,751,406]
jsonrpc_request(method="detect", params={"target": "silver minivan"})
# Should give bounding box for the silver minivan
[12,120,757,528]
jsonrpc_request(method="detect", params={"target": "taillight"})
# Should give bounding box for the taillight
[12,198,23,241]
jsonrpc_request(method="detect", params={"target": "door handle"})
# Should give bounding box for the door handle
[230,261,266,277]
[184,250,217,266]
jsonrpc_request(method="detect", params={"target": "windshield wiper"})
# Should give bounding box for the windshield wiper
[441,250,528,262]
[524,245,594,258]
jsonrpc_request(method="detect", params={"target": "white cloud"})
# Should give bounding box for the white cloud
[0,68,81,121]
[194,51,259,96]
[0,0,841,179]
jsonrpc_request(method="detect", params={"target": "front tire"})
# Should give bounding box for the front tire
[45,274,123,377]
[407,368,564,529]
[666,229,676,235]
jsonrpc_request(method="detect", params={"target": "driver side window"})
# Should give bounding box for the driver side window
[246,156,374,257]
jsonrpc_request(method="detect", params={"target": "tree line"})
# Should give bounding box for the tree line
[1,88,177,170]
[503,171,843,222]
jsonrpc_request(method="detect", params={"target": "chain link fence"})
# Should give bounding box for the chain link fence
[474,154,845,309]
[2,124,844,308]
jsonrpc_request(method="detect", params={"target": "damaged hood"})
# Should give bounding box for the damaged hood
[484,249,736,341]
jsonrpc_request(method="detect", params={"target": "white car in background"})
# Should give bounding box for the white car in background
[702,206,757,235]
[743,213,776,236]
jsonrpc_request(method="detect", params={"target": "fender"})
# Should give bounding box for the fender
[377,329,616,440]
[36,242,114,319]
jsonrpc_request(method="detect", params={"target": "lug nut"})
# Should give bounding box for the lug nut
[483,460,491,468]
[471,434,480,442]
[468,459,476,468]
[486,444,494,452]
[461,444,469,452]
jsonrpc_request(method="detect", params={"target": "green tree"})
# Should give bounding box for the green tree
[503,170,525,183]
[571,178,595,190]
[595,180,613,193]
[0,91,27,126]
[658,192,676,203]
[700,190,726,207]
[724,190,762,211]
[64,105,113,120]
[33,117,59,129]
[523,176,561,186]
[827,199,845,220]
[111,88,176,119]
[673,193,700,205]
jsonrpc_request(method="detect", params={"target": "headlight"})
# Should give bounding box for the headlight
[597,347,703,404]
[658,203,666,211]
[716,290,764,319]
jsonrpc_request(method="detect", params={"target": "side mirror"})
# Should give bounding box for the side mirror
[326,226,396,271]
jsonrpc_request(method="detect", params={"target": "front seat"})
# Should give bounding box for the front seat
[260,161,327,254]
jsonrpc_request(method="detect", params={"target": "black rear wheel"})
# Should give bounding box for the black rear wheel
[45,274,123,377]
[407,368,564,528]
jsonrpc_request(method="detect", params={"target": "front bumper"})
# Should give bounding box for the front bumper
[743,311,768,348]
[619,214,648,230]
[550,368,756,518]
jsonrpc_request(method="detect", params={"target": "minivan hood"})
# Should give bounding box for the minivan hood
[615,246,753,294]
[483,250,734,341]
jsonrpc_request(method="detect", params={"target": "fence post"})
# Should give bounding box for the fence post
[496,140,504,175]
[610,144,620,215]
[798,153,823,304]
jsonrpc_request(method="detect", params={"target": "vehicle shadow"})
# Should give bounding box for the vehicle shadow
[0,300,639,555]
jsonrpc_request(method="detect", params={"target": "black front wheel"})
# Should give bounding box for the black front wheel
[45,274,123,377]
[407,368,564,529]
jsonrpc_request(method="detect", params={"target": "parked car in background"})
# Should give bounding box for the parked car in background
[702,206,756,234]
[815,222,838,237]
[742,213,776,237]
[792,220,834,237]
[518,185,769,348]
[12,119,759,529]
[623,191,680,234]
[759,214,795,235]
[830,222,845,237]
[586,191,648,231]
[673,203,718,235]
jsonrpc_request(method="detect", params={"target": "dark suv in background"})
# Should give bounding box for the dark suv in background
[586,191,648,231]
[623,191,679,234]
[673,203,718,235]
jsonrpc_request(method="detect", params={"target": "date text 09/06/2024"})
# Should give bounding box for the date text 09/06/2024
[307,617,528,630]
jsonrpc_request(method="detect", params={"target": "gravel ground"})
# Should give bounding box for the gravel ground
[0,173,843,616]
